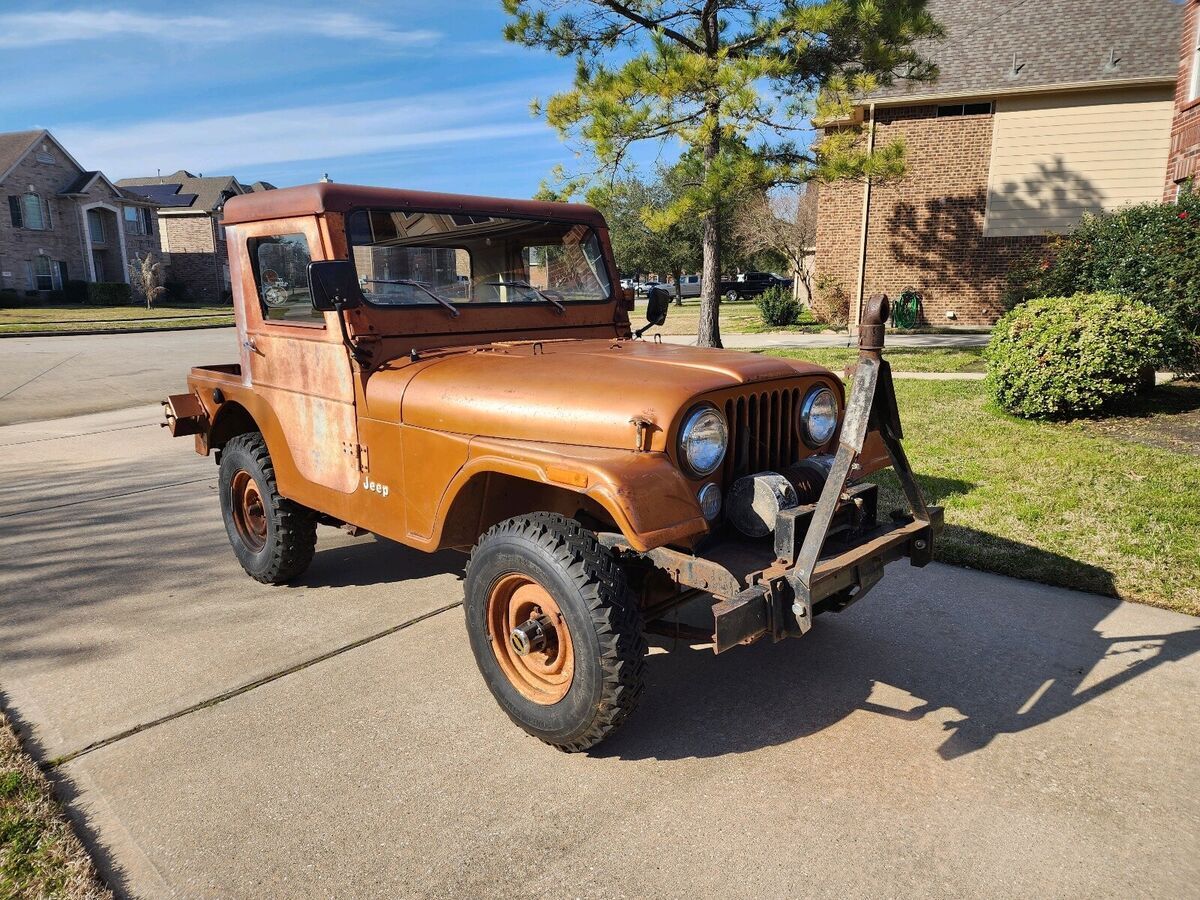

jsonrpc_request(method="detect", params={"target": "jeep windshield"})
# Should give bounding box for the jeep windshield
[346,209,612,307]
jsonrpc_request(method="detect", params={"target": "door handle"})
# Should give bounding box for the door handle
[242,338,262,355]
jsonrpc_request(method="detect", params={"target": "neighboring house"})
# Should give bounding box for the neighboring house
[815,0,1182,328]
[1166,1,1200,197]
[116,171,275,301]
[0,129,160,298]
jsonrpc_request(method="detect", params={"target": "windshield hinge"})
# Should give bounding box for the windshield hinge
[343,442,369,471]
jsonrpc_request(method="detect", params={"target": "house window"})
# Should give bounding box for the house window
[87,209,106,244]
[936,102,993,117]
[20,192,49,230]
[123,206,154,235]
[1190,34,1200,102]
[32,256,52,291]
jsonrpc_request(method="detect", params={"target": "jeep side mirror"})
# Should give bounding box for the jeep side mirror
[645,285,671,326]
[309,260,362,312]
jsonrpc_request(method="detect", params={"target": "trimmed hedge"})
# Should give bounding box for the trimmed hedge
[755,285,801,326]
[1006,191,1200,370]
[985,292,1172,419]
[84,281,132,306]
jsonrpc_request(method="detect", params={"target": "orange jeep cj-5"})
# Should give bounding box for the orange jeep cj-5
[163,182,942,751]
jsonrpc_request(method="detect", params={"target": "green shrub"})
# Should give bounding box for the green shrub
[163,280,190,303]
[985,292,1172,419]
[755,285,800,327]
[63,279,89,304]
[1005,192,1200,370]
[84,281,132,306]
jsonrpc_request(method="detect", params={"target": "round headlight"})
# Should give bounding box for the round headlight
[678,405,728,476]
[801,387,838,447]
[697,483,722,521]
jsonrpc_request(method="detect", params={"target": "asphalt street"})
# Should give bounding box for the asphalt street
[0,397,1197,898]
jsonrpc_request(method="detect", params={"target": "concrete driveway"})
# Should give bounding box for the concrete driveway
[2,403,1198,898]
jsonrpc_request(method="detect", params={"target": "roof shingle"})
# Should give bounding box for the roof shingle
[116,169,266,213]
[869,0,1183,101]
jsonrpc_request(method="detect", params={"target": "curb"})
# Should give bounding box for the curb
[0,322,234,339]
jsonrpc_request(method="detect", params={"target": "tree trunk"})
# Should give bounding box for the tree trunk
[696,103,723,349]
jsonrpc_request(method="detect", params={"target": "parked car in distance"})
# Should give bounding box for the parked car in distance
[720,271,794,301]
[161,182,940,752]
[677,274,701,298]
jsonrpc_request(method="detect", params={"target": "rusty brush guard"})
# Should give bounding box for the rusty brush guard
[604,294,943,652]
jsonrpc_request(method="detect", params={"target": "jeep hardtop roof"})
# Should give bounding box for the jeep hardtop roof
[221,182,608,228]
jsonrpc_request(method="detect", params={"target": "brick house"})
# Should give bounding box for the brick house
[1166,1,1200,197]
[116,171,275,302]
[0,129,160,298]
[815,0,1183,328]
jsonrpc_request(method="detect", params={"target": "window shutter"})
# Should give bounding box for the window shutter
[8,196,22,228]
[44,197,52,230]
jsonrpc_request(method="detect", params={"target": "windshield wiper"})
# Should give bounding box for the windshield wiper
[487,280,565,313]
[362,279,459,318]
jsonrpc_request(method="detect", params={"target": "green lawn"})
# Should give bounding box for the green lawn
[767,347,986,374]
[0,304,234,334]
[0,711,110,899]
[872,379,1200,616]
[635,297,829,336]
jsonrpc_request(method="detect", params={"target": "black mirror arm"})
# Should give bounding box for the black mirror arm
[332,298,372,367]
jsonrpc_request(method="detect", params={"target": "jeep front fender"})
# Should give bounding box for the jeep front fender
[435,437,707,552]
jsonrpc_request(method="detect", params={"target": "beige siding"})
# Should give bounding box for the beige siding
[983,87,1173,237]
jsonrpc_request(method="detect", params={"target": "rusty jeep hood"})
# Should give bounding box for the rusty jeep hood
[371,339,832,452]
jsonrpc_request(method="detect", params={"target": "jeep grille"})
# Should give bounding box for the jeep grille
[722,388,807,482]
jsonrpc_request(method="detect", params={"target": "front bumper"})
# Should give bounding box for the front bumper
[601,491,943,653]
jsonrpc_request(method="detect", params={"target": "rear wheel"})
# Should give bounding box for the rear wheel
[218,432,317,584]
[464,513,646,752]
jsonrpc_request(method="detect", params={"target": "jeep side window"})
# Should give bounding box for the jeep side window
[249,233,319,323]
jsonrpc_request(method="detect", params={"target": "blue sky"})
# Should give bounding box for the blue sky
[0,1,670,196]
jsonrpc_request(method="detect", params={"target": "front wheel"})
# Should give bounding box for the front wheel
[724,289,740,302]
[218,432,317,584]
[464,513,646,752]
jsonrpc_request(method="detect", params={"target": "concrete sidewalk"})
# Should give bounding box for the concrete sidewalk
[1,406,1197,898]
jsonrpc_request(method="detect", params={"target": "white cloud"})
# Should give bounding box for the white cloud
[55,84,549,178]
[0,8,440,48]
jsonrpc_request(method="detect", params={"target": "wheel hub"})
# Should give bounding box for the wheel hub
[510,616,549,656]
[230,470,268,553]
[486,574,574,705]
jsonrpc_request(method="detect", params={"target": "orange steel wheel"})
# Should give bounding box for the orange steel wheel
[486,573,575,705]
[229,469,268,553]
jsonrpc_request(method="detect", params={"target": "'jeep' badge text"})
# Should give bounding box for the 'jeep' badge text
[363,476,390,498]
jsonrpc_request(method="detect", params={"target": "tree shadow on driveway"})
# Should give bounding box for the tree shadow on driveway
[598,538,1200,763]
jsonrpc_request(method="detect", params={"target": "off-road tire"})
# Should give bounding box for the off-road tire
[218,432,317,584]
[464,512,646,752]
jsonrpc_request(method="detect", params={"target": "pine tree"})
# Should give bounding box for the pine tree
[503,0,940,346]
